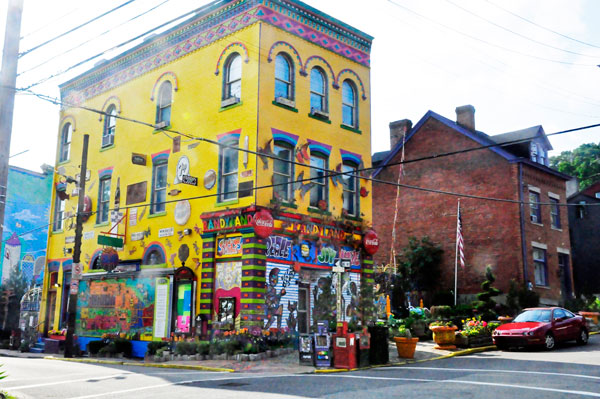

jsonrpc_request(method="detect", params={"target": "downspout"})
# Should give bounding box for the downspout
[518,162,529,284]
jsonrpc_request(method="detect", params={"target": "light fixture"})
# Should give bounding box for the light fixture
[53,283,61,288]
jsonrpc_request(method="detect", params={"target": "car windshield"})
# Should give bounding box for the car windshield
[514,309,551,323]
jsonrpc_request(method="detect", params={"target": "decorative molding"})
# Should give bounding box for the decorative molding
[59,115,76,132]
[217,128,242,143]
[340,149,362,166]
[142,242,167,265]
[271,128,299,147]
[214,42,250,76]
[336,68,367,100]
[151,149,171,163]
[302,55,337,88]
[98,166,114,179]
[307,138,332,156]
[267,40,303,72]
[98,96,122,121]
[150,72,179,101]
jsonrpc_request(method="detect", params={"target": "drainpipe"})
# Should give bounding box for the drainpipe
[518,163,529,284]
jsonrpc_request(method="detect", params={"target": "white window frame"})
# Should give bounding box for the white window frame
[151,161,168,214]
[53,195,65,232]
[97,176,111,224]
[223,53,242,102]
[218,140,239,202]
[274,53,294,101]
[102,105,117,147]
[342,164,359,217]
[273,143,294,202]
[310,67,327,113]
[59,123,72,162]
[156,81,172,126]
[342,80,358,128]
[309,154,328,209]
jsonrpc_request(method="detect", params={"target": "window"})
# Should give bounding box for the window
[310,67,327,112]
[53,195,65,231]
[529,191,541,223]
[151,162,168,214]
[530,143,538,163]
[97,177,111,224]
[539,148,546,166]
[59,123,72,162]
[223,53,242,101]
[273,143,293,202]
[218,140,239,202]
[342,80,358,128]
[577,201,586,219]
[102,105,116,147]
[146,249,165,265]
[550,198,560,229]
[558,252,572,298]
[274,53,293,100]
[309,154,328,208]
[156,81,172,126]
[533,247,548,286]
[342,164,358,217]
[553,308,566,320]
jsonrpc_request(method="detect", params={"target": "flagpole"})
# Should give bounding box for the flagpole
[454,199,460,306]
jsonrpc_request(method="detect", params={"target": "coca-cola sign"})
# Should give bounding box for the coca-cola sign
[363,230,380,255]
[253,209,274,238]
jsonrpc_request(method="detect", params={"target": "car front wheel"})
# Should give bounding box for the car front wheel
[576,329,588,345]
[544,333,555,350]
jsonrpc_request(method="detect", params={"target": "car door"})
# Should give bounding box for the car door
[552,308,569,342]
[562,309,580,340]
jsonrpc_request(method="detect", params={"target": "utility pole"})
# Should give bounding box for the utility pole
[64,134,89,358]
[0,0,24,243]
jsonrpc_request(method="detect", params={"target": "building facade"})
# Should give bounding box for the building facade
[41,0,375,351]
[372,106,573,305]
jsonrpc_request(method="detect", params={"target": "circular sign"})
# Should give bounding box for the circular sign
[363,230,380,255]
[253,209,274,238]
[204,169,217,190]
[174,200,191,225]
[176,156,190,183]
[100,247,119,272]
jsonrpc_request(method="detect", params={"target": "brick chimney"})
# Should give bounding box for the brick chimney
[456,105,475,131]
[389,119,412,150]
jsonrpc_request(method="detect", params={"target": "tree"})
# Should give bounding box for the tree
[0,263,29,331]
[396,236,443,293]
[473,266,502,321]
[550,143,600,190]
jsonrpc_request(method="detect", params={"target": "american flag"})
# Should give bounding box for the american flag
[457,205,465,268]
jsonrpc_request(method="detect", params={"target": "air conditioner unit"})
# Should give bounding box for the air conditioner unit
[310,108,329,119]
[155,121,168,129]
[102,134,114,147]
[275,97,295,108]
[221,96,240,108]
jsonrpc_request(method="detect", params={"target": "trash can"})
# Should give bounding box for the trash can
[356,328,370,368]
[368,325,389,365]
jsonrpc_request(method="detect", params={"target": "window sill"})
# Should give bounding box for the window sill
[270,198,298,209]
[551,226,562,232]
[307,206,331,216]
[100,144,115,152]
[153,124,172,134]
[308,113,331,124]
[340,124,361,134]
[530,222,543,227]
[215,199,239,207]
[219,100,243,112]
[342,214,362,222]
[535,285,551,290]
[94,221,110,228]
[51,229,64,235]
[272,100,298,113]
[147,211,167,219]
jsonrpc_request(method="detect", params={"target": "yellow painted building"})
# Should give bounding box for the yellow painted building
[41,0,375,350]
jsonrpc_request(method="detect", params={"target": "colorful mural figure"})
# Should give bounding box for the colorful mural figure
[214,261,242,321]
[2,233,21,284]
[264,267,286,329]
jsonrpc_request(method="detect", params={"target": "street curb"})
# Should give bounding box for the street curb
[590,331,598,335]
[314,345,497,373]
[43,356,235,373]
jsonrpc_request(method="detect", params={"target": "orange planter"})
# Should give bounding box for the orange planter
[429,325,457,350]
[579,311,599,324]
[393,337,419,359]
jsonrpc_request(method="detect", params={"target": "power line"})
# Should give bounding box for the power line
[19,0,140,58]
[484,0,600,50]
[20,6,82,40]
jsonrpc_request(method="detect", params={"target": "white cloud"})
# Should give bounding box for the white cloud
[13,209,40,223]
[20,234,35,241]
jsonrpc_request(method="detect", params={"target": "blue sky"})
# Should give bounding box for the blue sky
[2,0,599,171]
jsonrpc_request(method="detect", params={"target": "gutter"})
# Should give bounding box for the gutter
[518,162,529,284]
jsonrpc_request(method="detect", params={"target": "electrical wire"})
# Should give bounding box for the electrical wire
[20,6,82,40]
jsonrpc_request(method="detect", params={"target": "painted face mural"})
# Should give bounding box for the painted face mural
[264,267,286,329]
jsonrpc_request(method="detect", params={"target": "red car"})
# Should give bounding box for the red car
[492,307,589,350]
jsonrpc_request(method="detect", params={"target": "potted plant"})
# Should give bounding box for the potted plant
[456,317,499,348]
[393,326,418,359]
[429,320,457,350]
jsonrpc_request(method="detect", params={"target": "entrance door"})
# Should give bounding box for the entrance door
[558,253,572,300]
[297,284,310,334]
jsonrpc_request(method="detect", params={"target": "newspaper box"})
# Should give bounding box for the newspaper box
[333,322,357,369]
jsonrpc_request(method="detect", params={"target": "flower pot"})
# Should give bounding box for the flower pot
[429,325,457,350]
[49,335,65,341]
[454,333,468,348]
[393,337,418,359]
[468,336,493,348]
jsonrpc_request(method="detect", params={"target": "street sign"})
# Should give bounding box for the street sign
[98,235,124,248]
[332,266,344,273]
[181,175,198,186]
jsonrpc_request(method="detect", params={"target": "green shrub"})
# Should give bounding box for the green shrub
[114,338,132,358]
[430,305,452,319]
[518,287,540,309]
[197,341,210,356]
[146,341,169,356]
[98,342,117,355]
[175,341,197,356]
[88,340,107,355]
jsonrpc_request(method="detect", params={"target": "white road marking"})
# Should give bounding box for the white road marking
[383,366,600,381]
[318,374,600,397]
[6,373,133,390]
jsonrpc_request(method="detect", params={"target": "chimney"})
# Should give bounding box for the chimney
[389,119,412,150]
[456,105,475,131]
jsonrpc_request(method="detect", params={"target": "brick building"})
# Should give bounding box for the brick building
[372,105,573,305]
[567,181,600,296]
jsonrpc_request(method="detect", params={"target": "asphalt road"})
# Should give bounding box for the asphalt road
[2,334,599,399]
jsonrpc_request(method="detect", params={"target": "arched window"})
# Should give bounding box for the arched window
[274,53,293,100]
[310,67,327,113]
[342,80,358,128]
[156,81,172,126]
[146,249,165,265]
[59,123,72,162]
[223,53,242,101]
[102,105,116,147]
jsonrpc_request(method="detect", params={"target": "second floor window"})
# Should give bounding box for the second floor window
[309,154,328,209]
[529,191,541,224]
[273,143,293,202]
[342,80,358,127]
[156,81,172,126]
[53,195,65,231]
[151,162,168,214]
[102,105,116,147]
[97,177,111,224]
[550,198,561,229]
[274,53,293,100]
[224,53,242,100]
[59,123,72,162]
[310,67,327,113]
[219,141,239,202]
[342,164,358,217]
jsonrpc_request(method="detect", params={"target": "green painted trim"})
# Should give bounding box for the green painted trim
[240,265,265,271]
[307,206,331,216]
[202,257,214,262]
[51,229,64,235]
[86,269,106,273]
[215,199,239,207]
[199,299,212,304]
[242,255,267,260]
[243,243,267,250]
[219,100,244,112]
[242,309,265,315]
[242,276,266,282]
[153,124,172,134]
[308,113,331,124]
[94,221,110,228]
[343,215,363,222]
[99,144,115,152]
[240,288,265,293]
[363,259,374,265]
[200,288,213,293]
[270,199,298,209]
[271,100,298,113]
[340,124,361,134]
[147,211,167,219]
[140,263,168,269]
[240,298,264,304]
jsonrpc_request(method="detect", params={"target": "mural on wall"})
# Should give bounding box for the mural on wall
[0,166,53,285]
[214,261,242,319]
[76,277,156,337]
